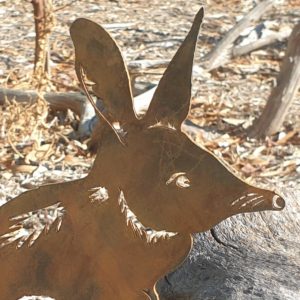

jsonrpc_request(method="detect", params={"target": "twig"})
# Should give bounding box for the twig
[53,0,77,12]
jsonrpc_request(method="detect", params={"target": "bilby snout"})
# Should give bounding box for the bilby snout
[229,186,285,215]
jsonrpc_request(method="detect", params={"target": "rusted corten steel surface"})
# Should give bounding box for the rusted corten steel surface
[0,8,285,300]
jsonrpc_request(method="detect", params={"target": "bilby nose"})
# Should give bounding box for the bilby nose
[272,195,285,210]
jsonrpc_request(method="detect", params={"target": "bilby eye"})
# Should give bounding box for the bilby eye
[166,172,190,188]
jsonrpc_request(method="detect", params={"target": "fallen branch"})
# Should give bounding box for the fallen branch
[0,88,86,115]
[129,59,169,70]
[232,30,290,57]
[202,0,274,70]
[0,85,156,140]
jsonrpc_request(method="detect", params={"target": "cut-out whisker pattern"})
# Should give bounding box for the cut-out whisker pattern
[251,199,265,208]
[239,195,264,210]
[118,192,177,243]
[231,193,260,207]
[0,203,65,249]
[231,195,246,206]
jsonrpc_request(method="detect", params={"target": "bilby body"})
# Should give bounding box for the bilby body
[0,8,284,299]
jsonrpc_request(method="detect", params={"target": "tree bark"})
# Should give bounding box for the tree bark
[31,0,55,90]
[249,23,300,138]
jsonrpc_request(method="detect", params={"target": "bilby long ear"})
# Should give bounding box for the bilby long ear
[143,8,204,129]
[70,18,137,125]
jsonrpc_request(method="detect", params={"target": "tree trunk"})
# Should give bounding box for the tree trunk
[249,23,300,138]
[31,0,55,90]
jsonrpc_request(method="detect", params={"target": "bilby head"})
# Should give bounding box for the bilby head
[70,8,284,235]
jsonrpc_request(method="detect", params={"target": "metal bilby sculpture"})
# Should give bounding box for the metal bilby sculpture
[0,8,285,299]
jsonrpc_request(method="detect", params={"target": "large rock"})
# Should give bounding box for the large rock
[157,188,300,299]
